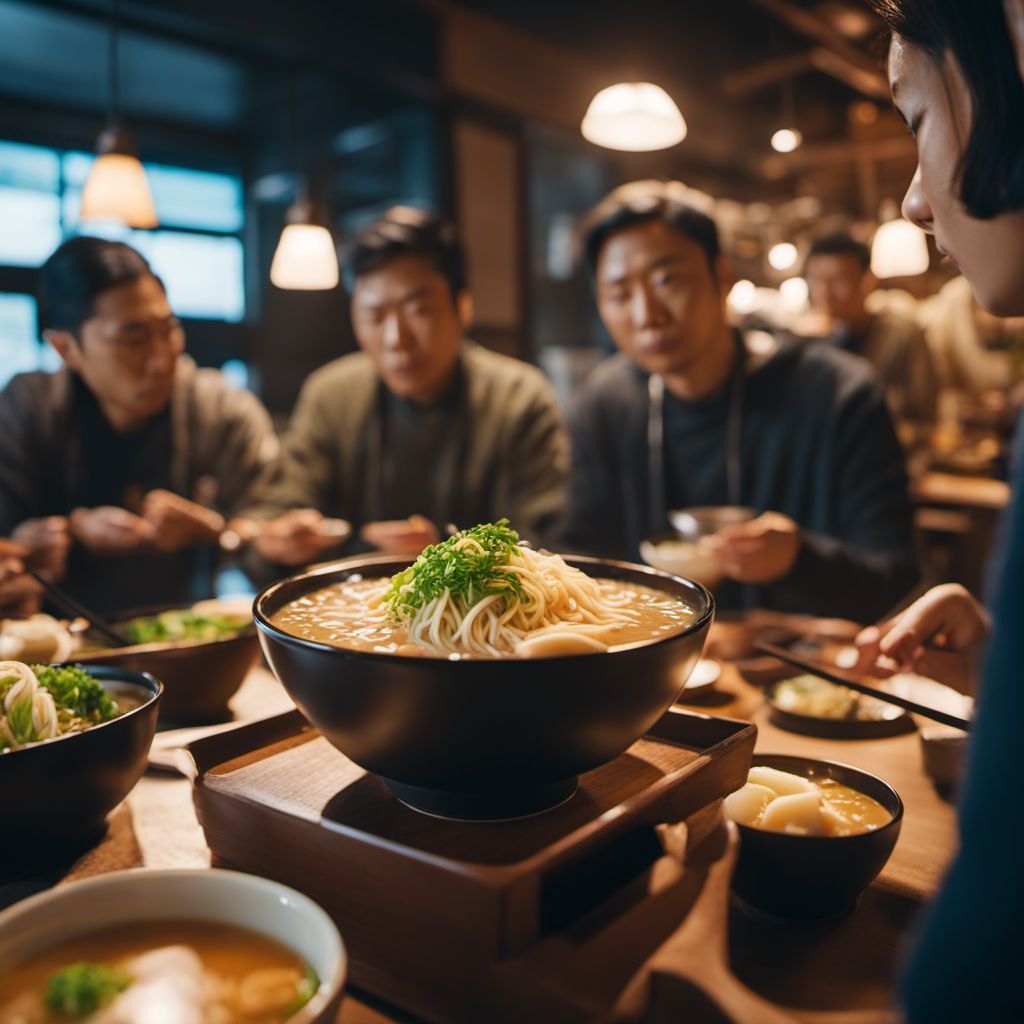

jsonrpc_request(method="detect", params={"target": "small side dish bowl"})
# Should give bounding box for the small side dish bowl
[0,868,346,1024]
[73,601,260,724]
[730,754,903,920]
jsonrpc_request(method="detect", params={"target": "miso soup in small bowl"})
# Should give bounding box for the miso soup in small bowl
[725,754,903,920]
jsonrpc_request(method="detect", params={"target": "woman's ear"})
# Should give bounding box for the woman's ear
[1005,0,1024,83]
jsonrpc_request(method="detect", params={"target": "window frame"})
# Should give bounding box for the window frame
[0,138,247,376]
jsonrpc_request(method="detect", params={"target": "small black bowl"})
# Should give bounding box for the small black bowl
[1,666,162,877]
[255,554,714,820]
[730,754,903,921]
[766,678,914,740]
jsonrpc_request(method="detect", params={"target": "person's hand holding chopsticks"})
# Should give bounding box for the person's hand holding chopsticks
[0,538,43,616]
[853,583,990,696]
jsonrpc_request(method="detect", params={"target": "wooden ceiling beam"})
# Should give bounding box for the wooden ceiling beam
[747,0,890,99]
[758,132,916,177]
[722,51,818,96]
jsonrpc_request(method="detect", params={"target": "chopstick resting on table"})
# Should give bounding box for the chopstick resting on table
[754,640,972,731]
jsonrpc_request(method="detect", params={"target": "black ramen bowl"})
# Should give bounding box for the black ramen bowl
[730,754,904,921]
[255,554,714,820]
[74,603,259,724]
[1,666,162,878]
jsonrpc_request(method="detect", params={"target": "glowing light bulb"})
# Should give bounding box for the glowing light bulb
[771,128,802,153]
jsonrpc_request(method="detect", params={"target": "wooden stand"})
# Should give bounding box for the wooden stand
[187,708,756,1022]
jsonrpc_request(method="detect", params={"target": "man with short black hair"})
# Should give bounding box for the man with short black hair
[804,231,938,432]
[248,207,568,563]
[0,237,279,611]
[565,181,919,621]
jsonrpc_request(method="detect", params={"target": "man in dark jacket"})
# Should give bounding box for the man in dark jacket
[0,237,278,612]
[565,181,919,621]
[246,207,568,566]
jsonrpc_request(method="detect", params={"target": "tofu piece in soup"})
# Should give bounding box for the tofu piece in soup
[724,783,776,826]
[759,791,824,835]
[748,766,818,797]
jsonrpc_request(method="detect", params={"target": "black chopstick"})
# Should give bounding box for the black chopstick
[754,640,972,731]
[28,570,133,648]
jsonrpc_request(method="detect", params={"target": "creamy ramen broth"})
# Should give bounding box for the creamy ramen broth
[0,920,315,1024]
[271,576,698,657]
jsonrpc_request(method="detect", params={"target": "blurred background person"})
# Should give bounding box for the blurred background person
[564,181,919,622]
[0,237,279,613]
[246,207,569,566]
[803,231,938,441]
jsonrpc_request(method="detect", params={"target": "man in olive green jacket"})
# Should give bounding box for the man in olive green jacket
[247,208,568,566]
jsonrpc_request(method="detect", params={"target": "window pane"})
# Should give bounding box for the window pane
[0,293,59,392]
[131,231,245,321]
[63,152,243,232]
[146,164,243,233]
[0,141,59,191]
[0,186,61,265]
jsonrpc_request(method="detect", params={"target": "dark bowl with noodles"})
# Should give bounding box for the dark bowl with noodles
[254,552,714,820]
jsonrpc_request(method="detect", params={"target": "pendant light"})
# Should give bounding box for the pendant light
[270,196,339,290]
[269,75,339,290]
[770,79,802,153]
[581,83,687,152]
[81,0,157,228]
[871,200,929,278]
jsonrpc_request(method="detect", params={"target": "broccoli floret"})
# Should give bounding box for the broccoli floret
[32,664,120,723]
[44,962,131,1016]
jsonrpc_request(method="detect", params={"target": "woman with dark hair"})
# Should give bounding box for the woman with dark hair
[854,1,1024,1019]
[0,236,279,612]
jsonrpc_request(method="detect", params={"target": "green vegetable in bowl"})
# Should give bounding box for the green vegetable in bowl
[44,962,132,1016]
[33,664,120,723]
[0,662,121,752]
[121,610,248,645]
[384,519,527,619]
[286,964,321,1016]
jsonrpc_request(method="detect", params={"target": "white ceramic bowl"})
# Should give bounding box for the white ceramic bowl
[0,868,346,1023]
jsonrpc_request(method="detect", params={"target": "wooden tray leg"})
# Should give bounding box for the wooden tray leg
[605,820,900,1024]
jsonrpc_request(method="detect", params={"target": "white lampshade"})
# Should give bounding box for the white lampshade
[870,219,930,278]
[581,83,687,152]
[270,211,339,290]
[81,152,157,228]
[770,128,802,153]
[768,242,798,271]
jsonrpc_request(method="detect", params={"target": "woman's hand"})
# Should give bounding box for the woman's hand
[853,583,990,695]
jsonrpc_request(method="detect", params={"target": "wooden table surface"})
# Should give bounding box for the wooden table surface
[2,642,959,1023]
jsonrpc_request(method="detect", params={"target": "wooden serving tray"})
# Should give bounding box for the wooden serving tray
[187,707,756,1023]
